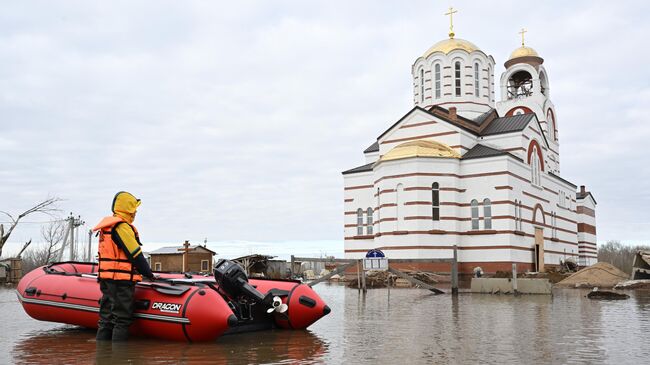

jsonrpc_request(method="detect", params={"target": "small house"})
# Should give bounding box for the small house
[149,241,216,273]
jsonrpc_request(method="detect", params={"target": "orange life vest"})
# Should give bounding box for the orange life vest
[93,216,142,282]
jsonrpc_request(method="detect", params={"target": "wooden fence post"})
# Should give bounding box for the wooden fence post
[451,245,458,295]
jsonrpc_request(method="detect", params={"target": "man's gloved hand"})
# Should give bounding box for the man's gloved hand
[144,274,160,282]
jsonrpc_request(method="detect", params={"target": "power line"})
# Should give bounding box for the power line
[0,220,67,224]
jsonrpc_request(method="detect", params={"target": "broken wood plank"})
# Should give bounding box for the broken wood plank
[307,262,355,287]
[388,267,444,294]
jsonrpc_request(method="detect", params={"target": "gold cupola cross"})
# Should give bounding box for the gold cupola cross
[519,28,527,46]
[445,7,458,39]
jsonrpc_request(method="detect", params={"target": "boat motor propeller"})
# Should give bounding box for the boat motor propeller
[266,296,288,314]
[214,259,288,315]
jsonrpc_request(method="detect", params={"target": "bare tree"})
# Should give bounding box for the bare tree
[21,221,66,273]
[0,197,61,258]
[598,240,650,274]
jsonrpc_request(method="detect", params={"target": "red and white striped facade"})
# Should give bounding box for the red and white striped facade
[342,36,597,273]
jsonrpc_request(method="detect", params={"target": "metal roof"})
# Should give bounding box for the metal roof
[364,141,379,153]
[461,144,507,160]
[342,162,374,175]
[480,114,535,136]
[150,245,216,255]
[472,108,497,126]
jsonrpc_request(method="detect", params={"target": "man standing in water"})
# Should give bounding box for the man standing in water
[92,191,155,341]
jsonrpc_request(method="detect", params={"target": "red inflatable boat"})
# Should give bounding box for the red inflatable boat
[16,259,330,342]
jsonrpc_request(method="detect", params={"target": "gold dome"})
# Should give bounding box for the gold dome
[379,140,460,162]
[508,46,539,60]
[422,38,480,58]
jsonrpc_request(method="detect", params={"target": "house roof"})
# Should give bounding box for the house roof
[342,162,374,175]
[364,141,379,153]
[577,190,598,204]
[480,113,536,136]
[461,144,507,160]
[548,172,577,188]
[150,245,216,255]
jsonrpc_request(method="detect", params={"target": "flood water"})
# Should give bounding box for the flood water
[2,284,649,364]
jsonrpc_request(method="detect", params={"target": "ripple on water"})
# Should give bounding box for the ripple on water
[2,285,650,364]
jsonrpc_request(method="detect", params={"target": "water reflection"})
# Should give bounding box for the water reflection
[12,327,328,365]
[5,285,650,364]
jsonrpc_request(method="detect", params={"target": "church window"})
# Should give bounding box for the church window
[518,200,523,230]
[474,63,480,96]
[396,184,404,230]
[487,66,492,100]
[454,61,461,97]
[431,182,440,221]
[483,198,492,229]
[376,188,381,233]
[514,199,520,230]
[552,212,557,238]
[531,146,541,186]
[434,64,441,99]
[420,68,425,102]
[547,109,556,141]
[356,208,364,235]
[471,199,479,230]
[367,207,374,235]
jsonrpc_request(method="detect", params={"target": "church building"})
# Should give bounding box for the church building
[342,14,597,273]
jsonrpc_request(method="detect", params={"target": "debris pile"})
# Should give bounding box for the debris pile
[491,269,570,284]
[556,262,628,288]
[347,270,444,289]
[614,279,650,290]
[587,289,629,300]
[631,250,650,280]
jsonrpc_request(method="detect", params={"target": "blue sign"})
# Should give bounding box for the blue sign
[365,249,385,258]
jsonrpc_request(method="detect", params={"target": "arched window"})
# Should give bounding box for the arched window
[547,109,556,141]
[356,208,364,235]
[471,199,479,230]
[434,64,441,99]
[366,207,373,235]
[420,68,424,103]
[431,182,440,221]
[514,199,520,230]
[487,66,492,101]
[474,62,480,96]
[531,146,541,186]
[396,184,404,230]
[551,212,557,238]
[483,198,492,229]
[507,70,533,99]
[376,188,381,233]
[454,61,461,97]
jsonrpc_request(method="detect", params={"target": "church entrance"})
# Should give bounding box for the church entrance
[534,227,545,272]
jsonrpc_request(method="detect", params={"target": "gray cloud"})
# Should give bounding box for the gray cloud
[1,0,648,256]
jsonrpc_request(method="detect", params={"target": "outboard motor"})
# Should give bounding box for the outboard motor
[214,259,265,302]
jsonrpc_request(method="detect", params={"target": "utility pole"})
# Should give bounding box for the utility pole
[87,229,93,262]
[58,213,85,261]
[69,215,84,261]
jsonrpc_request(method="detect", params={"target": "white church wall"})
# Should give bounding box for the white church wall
[413,49,494,118]
[364,151,379,164]
[377,112,465,156]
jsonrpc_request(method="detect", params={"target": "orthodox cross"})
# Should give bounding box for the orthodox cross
[445,7,458,39]
[178,240,193,272]
[519,28,527,46]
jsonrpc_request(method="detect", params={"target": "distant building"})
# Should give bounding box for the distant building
[342,15,597,273]
[149,241,216,273]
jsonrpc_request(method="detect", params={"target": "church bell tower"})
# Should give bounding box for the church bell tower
[496,29,560,174]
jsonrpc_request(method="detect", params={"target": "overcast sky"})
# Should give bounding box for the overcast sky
[1,0,648,257]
